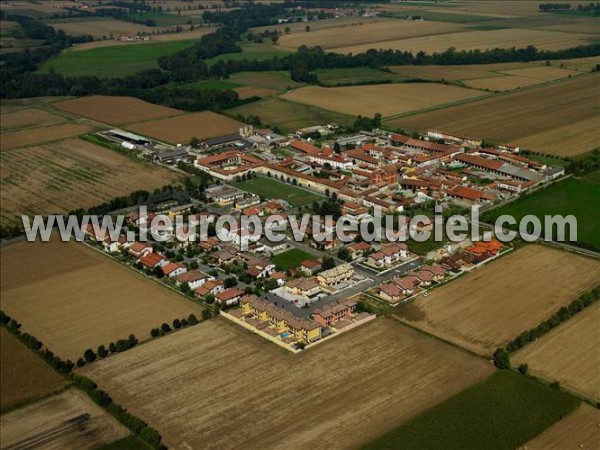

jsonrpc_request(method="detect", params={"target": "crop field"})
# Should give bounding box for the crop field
[464,66,580,91]
[270,248,316,270]
[0,237,203,360]
[229,71,303,90]
[388,74,599,156]
[281,83,487,118]
[389,62,531,80]
[228,97,355,133]
[231,176,323,207]
[126,111,242,144]
[234,85,280,99]
[54,96,182,126]
[546,55,600,71]
[39,39,197,78]
[523,404,600,450]
[365,371,579,450]
[0,123,92,151]
[205,42,292,65]
[276,18,465,51]
[482,176,600,249]
[395,245,600,356]
[46,18,167,38]
[314,67,407,85]
[0,107,66,131]
[512,302,600,401]
[332,28,595,55]
[84,318,493,449]
[0,388,129,450]
[0,138,181,226]
[0,328,68,412]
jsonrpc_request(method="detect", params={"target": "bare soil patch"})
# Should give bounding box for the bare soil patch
[0,108,66,131]
[394,245,600,356]
[0,328,68,412]
[0,388,129,450]
[54,95,182,125]
[0,123,91,151]
[126,111,242,144]
[513,302,600,402]
[84,317,493,450]
[0,238,203,360]
[281,83,486,118]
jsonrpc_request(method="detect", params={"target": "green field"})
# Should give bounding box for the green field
[229,71,303,91]
[482,176,600,250]
[314,67,406,86]
[231,176,323,207]
[124,11,203,26]
[39,39,198,78]
[270,248,316,270]
[385,10,495,23]
[98,436,149,450]
[364,371,579,450]
[206,42,292,65]
[227,97,354,133]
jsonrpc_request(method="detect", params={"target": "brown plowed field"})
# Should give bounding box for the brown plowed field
[84,317,493,450]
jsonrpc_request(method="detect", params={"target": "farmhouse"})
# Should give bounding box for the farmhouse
[316,263,354,287]
[453,153,543,183]
[312,299,357,327]
[153,148,189,164]
[446,186,494,204]
[195,151,263,180]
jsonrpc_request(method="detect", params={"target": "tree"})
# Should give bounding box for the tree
[337,247,351,262]
[305,25,310,32]
[205,293,215,304]
[322,256,336,270]
[493,348,510,370]
[284,26,290,34]
[151,328,160,338]
[152,265,164,278]
[97,345,108,358]
[224,277,238,288]
[173,318,182,329]
[333,142,341,153]
[190,137,200,148]
[270,34,279,43]
[84,349,97,363]
[188,313,199,325]
[202,309,213,320]
[76,358,86,367]
[518,363,528,374]
[161,323,172,334]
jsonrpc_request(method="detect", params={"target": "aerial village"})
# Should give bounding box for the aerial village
[84,121,564,351]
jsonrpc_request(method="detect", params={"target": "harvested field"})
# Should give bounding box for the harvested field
[389,62,530,80]
[0,108,66,131]
[277,19,465,51]
[0,138,180,226]
[465,66,580,90]
[388,74,600,156]
[0,237,203,360]
[54,96,182,125]
[226,97,354,133]
[394,245,600,356]
[1,328,67,412]
[466,75,546,91]
[0,389,129,450]
[512,302,600,401]
[126,111,242,144]
[521,404,600,450]
[281,83,486,118]
[234,85,280,99]
[333,28,595,54]
[48,18,167,38]
[0,123,91,151]
[84,318,493,450]
[547,55,600,71]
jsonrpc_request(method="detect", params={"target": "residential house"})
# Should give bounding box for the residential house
[312,299,357,327]
[246,259,276,279]
[162,262,187,278]
[128,242,153,258]
[195,279,225,298]
[175,271,207,290]
[138,252,167,270]
[216,288,244,306]
[316,263,354,287]
[377,283,403,303]
[299,259,322,276]
[347,241,371,260]
[284,278,322,299]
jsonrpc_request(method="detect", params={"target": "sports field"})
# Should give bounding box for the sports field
[0,138,180,226]
[84,318,493,449]
[227,97,354,133]
[522,404,600,450]
[0,238,203,360]
[231,176,323,206]
[54,96,182,126]
[388,74,599,156]
[482,176,600,249]
[270,248,316,270]
[281,83,486,118]
[395,245,600,355]
[39,39,198,78]
[365,371,579,450]
[0,389,129,450]
[126,111,242,144]
[512,302,600,402]
[0,327,67,412]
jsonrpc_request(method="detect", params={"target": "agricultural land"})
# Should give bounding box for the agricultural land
[0,237,203,360]
[0,388,130,450]
[84,318,494,449]
[512,302,600,402]
[364,371,580,450]
[0,327,68,412]
[395,245,600,356]
[388,74,600,156]
[521,404,600,450]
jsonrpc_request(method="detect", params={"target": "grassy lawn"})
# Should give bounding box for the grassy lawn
[314,67,406,86]
[39,39,197,78]
[226,97,354,133]
[364,371,579,450]
[231,177,324,207]
[270,248,315,270]
[482,177,600,250]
